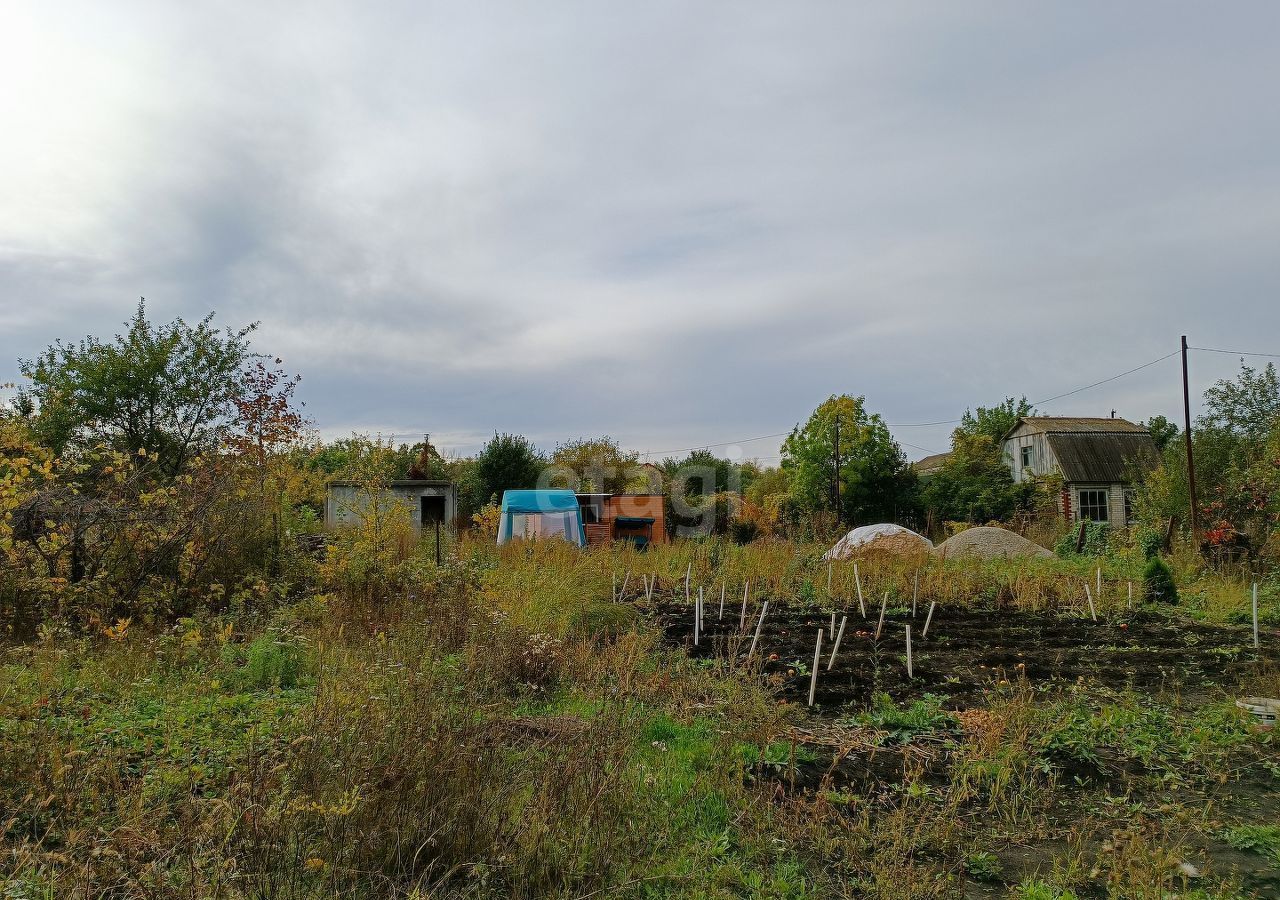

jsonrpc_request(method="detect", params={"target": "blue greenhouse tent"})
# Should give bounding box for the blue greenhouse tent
[497,489,586,547]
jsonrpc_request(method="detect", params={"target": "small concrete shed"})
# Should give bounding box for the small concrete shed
[325,479,458,530]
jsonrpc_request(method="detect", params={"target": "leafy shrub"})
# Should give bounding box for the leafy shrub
[241,631,304,689]
[1142,556,1179,604]
[856,693,955,744]
[1054,521,1110,557]
[1133,527,1164,560]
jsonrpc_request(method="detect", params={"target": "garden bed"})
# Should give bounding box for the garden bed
[655,602,1276,711]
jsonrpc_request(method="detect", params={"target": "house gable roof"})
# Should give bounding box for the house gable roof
[1042,431,1160,483]
[1002,416,1159,484]
[1004,416,1150,439]
[911,451,952,474]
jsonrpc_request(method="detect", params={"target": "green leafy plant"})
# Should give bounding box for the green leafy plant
[1142,556,1179,604]
[1223,824,1280,862]
[1017,879,1079,900]
[856,693,955,744]
[964,850,1003,882]
[241,630,304,689]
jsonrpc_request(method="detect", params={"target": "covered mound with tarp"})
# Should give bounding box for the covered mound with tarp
[823,524,933,560]
[933,526,1053,560]
[497,490,586,547]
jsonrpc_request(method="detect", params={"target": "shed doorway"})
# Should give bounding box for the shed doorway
[420,495,446,525]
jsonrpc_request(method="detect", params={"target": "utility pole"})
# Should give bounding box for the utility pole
[832,416,842,523]
[1181,336,1200,541]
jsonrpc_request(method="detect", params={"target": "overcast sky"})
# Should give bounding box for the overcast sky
[3,2,1279,463]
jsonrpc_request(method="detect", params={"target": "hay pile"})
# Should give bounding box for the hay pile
[933,526,1053,560]
[823,524,933,561]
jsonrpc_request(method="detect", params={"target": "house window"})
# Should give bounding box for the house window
[1124,489,1135,525]
[1020,445,1034,471]
[1078,489,1109,522]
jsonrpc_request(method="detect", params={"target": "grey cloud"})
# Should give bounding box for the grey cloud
[3,2,1279,462]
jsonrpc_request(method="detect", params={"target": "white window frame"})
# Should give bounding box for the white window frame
[1020,445,1034,472]
[1077,487,1110,523]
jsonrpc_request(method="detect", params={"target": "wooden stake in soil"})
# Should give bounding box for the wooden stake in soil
[1084,583,1097,622]
[685,564,691,604]
[1127,580,1133,610]
[740,582,749,631]
[922,601,936,638]
[1096,567,1102,605]
[827,561,832,596]
[620,571,630,599]
[748,600,770,659]
[719,583,726,621]
[612,573,617,602]
[695,587,703,644]
[808,629,823,707]
[831,611,836,633]
[854,563,866,618]
[905,624,913,679]
[827,615,848,670]
[1253,582,1260,649]
[875,592,888,640]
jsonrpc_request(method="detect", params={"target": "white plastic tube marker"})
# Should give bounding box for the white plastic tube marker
[809,629,823,706]
[1253,582,1260,649]
[827,615,847,670]
[748,600,770,659]
[906,624,913,679]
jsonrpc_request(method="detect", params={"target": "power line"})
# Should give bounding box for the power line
[380,344,1196,462]
[1030,349,1180,406]
[644,430,793,458]
[1189,345,1280,359]
[644,347,1183,458]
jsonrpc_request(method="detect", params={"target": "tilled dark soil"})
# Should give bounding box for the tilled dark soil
[654,600,1277,711]
[653,599,1280,894]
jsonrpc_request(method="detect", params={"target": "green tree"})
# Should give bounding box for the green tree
[18,300,255,477]
[660,449,756,498]
[549,436,638,494]
[476,432,544,504]
[1202,362,1280,444]
[957,397,1035,443]
[781,394,916,525]
[1143,415,1180,453]
[920,431,1029,525]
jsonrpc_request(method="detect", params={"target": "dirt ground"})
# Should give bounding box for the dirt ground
[657,601,1276,710]
[652,598,1280,895]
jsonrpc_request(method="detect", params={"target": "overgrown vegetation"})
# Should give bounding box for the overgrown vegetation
[2,306,1279,897]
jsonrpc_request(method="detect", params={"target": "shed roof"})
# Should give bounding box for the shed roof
[911,451,952,474]
[499,489,582,514]
[1043,431,1160,484]
[1008,416,1149,436]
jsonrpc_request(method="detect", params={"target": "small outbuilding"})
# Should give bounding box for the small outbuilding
[325,479,458,530]
[575,493,667,548]
[911,452,952,478]
[1001,416,1160,525]
[497,489,587,547]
